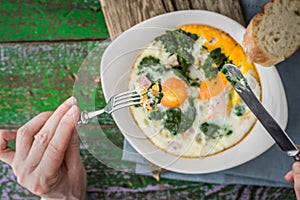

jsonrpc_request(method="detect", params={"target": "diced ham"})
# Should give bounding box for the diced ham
[163,55,179,67]
[135,75,152,91]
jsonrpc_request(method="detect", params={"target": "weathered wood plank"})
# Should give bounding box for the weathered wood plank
[0,41,104,127]
[100,0,245,39]
[0,0,109,42]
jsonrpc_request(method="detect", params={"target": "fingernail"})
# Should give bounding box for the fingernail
[65,96,77,106]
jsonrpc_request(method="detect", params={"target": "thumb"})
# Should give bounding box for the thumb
[0,130,17,165]
[293,162,300,199]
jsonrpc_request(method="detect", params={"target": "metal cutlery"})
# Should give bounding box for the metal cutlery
[222,64,300,161]
[78,90,141,125]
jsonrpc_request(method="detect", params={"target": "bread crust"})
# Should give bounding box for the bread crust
[243,16,281,67]
[243,0,299,67]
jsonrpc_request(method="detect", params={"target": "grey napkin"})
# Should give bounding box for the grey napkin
[122,0,300,187]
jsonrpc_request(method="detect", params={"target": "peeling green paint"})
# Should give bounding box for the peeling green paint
[0,0,109,42]
[0,41,103,126]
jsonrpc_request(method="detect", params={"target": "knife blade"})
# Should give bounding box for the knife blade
[221,64,300,161]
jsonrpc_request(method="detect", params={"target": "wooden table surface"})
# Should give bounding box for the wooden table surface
[0,0,296,199]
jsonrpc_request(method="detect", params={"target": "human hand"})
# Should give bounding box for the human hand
[0,96,86,199]
[285,162,300,199]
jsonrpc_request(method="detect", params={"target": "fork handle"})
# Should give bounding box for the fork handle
[77,109,105,125]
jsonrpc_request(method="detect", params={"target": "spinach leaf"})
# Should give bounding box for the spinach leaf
[226,129,233,136]
[164,108,181,136]
[201,59,219,80]
[177,29,199,41]
[200,47,231,80]
[173,55,190,77]
[222,127,233,136]
[200,122,234,139]
[142,81,164,112]
[155,30,195,67]
[200,122,221,139]
[138,55,160,68]
[187,77,200,87]
[163,99,196,135]
[137,56,165,81]
[220,66,237,85]
[178,99,196,133]
[234,105,246,116]
[209,48,229,69]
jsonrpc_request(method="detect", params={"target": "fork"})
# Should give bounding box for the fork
[78,90,142,125]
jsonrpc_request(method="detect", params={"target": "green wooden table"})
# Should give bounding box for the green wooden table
[0,1,296,199]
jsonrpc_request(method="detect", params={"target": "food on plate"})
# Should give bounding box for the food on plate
[129,24,261,157]
[243,0,300,66]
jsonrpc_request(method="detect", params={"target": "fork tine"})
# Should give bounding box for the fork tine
[114,96,141,107]
[111,101,142,113]
[114,94,141,103]
[114,90,138,100]
[114,93,140,103]
[113,90,140,104]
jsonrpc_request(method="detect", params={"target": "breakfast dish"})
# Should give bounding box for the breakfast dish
[101,10,288,173]
[129,24,261,157]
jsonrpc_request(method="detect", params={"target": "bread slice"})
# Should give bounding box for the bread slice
[243,0,300,66]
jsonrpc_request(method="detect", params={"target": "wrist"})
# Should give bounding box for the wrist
[40,179,86,200]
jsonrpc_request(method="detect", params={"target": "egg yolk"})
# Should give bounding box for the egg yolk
[179,24,237,53]
[161,77,188,108]
[198,72,229,101]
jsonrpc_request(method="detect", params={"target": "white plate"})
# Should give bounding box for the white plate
[100,10,288,174]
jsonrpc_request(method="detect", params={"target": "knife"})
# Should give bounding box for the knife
[221,64,300,161]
